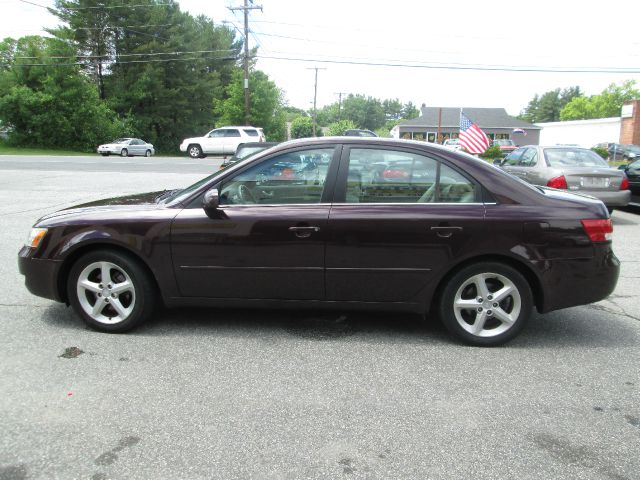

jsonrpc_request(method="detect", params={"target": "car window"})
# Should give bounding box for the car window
[224,129,241,137]
[220,148,334,205]
[209,130,225,138]
[503,148,524,166]
[520,148,538,167]
[243,129,259,137]
[544,148,609,168]
[343,148,476,204]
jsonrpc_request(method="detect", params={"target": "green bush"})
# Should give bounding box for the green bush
[479,145,503,159]
[592,147,609,159]
[290,116,315,139]
[326,119,357,136]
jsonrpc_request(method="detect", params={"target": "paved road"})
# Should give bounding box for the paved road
[0,154,224,174]
[1,155,639,480]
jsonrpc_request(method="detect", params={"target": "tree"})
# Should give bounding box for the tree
[0,35,122,150]
[519,86,582,123]
[326,119,356,136]
[560,80,640,120]
[214,69,286,141]
[290,116,315,139]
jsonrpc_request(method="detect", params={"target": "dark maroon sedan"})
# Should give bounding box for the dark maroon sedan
[19,138,619,346]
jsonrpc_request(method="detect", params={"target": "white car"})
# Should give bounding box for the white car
[97,138,154,157]
[180,126,264,158]
[442,138,464,152]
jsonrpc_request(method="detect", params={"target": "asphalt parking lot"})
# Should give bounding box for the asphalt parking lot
[0,155,639,479]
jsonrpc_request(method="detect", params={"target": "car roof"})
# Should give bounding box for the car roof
[238,142,278,148]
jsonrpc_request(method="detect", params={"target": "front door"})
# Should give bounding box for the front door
[171,146,340,300]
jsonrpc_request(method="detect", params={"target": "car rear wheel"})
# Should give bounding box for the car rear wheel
[438,262,532,346]
[188,144,202,159]
[145,150,152,157]
[120,148,128,157]
[67,250,156,333]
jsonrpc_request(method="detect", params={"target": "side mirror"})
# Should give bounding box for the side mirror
[493,159,503,166]
[617,164,628,171]
[202,188,221,218]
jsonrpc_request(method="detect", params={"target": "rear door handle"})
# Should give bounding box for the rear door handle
[430,226,463,238]
[288,226,320,238]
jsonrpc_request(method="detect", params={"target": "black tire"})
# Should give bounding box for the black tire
[100,153,109,157]
[67,250,157,333]
[120,148,128,157]
[145,150,152,157]
[188,144,202,159]
[438,262,533,346]
[607,207,615,214]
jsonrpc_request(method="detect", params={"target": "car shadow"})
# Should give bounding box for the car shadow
[40,302,638,349]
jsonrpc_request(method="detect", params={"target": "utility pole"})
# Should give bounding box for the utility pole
[335,92,348,120]
[306,67,326,136]
[229,0,262,126]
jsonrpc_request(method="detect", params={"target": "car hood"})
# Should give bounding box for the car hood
[182,136,205,143]
[35,191,166,225]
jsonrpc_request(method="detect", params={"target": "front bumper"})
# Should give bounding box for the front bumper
[18,246,64,302]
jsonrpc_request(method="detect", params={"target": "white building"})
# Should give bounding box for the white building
[535,117,620,148]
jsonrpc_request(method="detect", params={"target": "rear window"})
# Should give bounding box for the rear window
[544,148,608,168]
[243,129,259,136]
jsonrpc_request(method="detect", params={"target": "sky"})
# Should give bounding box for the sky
[2,0,640,116]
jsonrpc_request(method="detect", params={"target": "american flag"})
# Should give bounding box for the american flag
[459,112,490,154]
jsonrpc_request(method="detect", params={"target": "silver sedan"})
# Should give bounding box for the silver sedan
[97,138,155,157]
[497,145,630,211]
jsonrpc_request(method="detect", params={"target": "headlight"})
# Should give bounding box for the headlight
[26,228,48,249]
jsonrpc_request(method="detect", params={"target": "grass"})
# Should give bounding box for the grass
[0,143,88,156]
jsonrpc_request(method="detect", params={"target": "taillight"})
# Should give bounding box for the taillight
[581,219,613,242]
[620,177,629,190]
[547,175,568,189]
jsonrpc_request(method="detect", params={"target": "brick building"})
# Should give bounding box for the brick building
[620,100,640,145]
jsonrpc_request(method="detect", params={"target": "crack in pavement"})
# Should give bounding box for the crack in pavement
[584,302,640,323]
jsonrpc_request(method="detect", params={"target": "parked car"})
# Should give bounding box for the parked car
[608,144,640,161]
[442,138,463,152]
[618,159,640,206]
[97,138,154,157]
[179,126,263,158]
[19,138,619,346]
[220,142,278,170]
[344,129,377,137]
[492,139,518,155]
[497,145,630,212]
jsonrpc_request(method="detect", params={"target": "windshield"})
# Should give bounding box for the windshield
[161,169,226,205]
[236,146,267,160]
[626,145,640,154]
[544,148,609,168]
[112,138,130,144]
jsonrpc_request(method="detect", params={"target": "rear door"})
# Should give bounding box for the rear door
[325,146,485,303]
[223,128,242,154]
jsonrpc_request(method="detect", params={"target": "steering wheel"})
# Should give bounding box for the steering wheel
[238,184,256,203]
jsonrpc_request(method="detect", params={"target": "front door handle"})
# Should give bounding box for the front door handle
[288,226,320,238]
[430,226,463,238]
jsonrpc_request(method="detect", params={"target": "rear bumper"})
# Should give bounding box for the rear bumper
[18,246,63,302]
[580,189,631,207]
[538,245,620,313]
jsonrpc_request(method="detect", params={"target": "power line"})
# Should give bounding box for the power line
[18,0,175,9]
[257,55,640,74]
[13,48,238,60]
[2,55,236,67]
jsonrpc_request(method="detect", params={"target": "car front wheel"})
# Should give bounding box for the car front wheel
[188,145,202,159]
[438,262,532,346]
[67,250,156,333]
